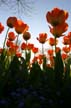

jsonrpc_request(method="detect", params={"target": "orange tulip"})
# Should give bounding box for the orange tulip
[32,56,38,63]
[37,33,47,44]
[12,44,19,50]
[48,37,58,46]
[7,47,16,56]
[38,59,43,64]
[46,7,68,26]
[8,32,16,41]
[37,54,44,60]
[6,40,14,47]
[0,22,4,33]
[67,32,71,44]
[49,56,55,67]
[27,43,34,50]
[62,46,70,53]
[56,47,61,53]
[14,19,29,34]
[23,31,31,41]
[49,23,68,37]
[9,43,19,53]
[63,36,70,45]
[61,53,68,60]
[32,47,38,54]
[0,48,3,54]
[47,49,54,56]
[16,52,22,57]
[67,32,71,39]
[21,42,27,50]
[7,16,17,28]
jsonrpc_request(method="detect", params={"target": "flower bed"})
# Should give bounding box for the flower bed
[0,7,71,107]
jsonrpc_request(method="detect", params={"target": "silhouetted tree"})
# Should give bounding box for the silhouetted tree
[0,0,35,18]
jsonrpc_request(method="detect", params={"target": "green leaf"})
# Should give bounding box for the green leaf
[54,51,64,87]
[25,50,31,62]
[29,62,42,86]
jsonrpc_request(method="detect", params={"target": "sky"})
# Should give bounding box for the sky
[0,0,71,52]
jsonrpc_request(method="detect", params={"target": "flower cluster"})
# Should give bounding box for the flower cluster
[0,8,71,71]
[0,8,71,108]
[0,8,71,105]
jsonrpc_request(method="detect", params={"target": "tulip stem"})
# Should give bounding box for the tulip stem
[3,27,10,49]
[25,40,28,60]
[16,34,19,45]
[42,44,44,55]
[55,36,56,57]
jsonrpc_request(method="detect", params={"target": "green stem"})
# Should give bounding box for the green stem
[16,34,19,45]
[55,36,56,57]
[3,27,10,49]
[25,40,28,60]
[34,53,35,58]
[42,44,44,55]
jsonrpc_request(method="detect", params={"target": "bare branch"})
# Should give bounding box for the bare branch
[0,0,36,18]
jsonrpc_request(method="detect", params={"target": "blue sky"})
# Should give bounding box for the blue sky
[0,0,71,50]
